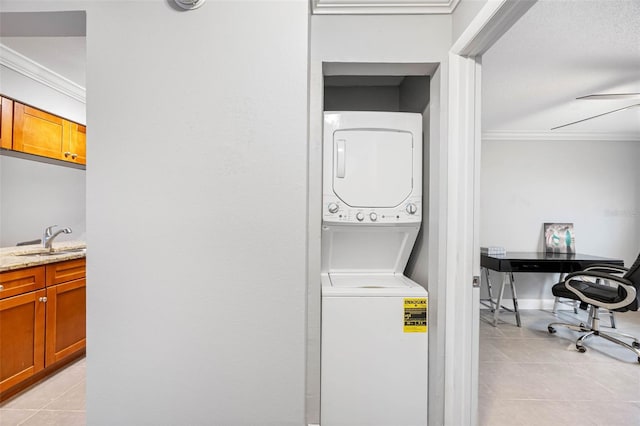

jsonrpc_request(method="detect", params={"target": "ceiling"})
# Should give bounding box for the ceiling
[0,11,86,88]
[482,0,640,140]
[1,3,638,140]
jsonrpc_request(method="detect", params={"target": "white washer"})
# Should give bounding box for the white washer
[321,112,428,426]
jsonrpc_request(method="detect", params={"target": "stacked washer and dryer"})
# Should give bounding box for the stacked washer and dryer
[320,111,428,426]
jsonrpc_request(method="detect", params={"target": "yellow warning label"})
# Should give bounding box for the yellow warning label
[404,298,428,333]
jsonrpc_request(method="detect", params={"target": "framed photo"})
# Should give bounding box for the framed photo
[544,223,575,253]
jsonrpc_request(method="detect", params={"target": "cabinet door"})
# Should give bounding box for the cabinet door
[45,278,86,365]
[0,96,13,149]
[64,122,86,165]
[0,289,46,393]
[13,102,70,161]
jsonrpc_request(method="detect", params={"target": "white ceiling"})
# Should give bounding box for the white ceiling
[0,11,86,88]
[482,0,640,139]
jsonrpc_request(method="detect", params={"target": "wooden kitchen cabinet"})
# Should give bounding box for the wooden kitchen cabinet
[65,122,86,164]
[45,277,86,365]
[0,281,46,393]
[0,258,86,400]
[13,102,69,160]
[0,265,45,300]
[0,96,13,149]
[44,258,87,365]
[11,100,86,165]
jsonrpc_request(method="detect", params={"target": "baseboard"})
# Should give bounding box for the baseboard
[481,298,569,311]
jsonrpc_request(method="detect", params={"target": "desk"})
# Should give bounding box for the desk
[480,252,624,327]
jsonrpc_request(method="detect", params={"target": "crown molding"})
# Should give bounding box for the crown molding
[0,43,86,104]
[482,130,640,142]
[311,0,460,15]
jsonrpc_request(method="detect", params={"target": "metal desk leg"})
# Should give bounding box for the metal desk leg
[483,267,495,311]
[493,274,507,327]
[508,272,521,327]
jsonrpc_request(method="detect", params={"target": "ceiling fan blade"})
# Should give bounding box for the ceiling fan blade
[577,93,640,100]
[551,104,640,130]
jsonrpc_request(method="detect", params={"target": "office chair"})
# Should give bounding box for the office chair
[548,253,640,363]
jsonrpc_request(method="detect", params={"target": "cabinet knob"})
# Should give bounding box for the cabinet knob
[71,153,78,159]
[64,152,71,157]
[0,284,4,290]
[39,296,48,303]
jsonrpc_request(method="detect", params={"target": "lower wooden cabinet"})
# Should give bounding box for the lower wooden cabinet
[45,277,86,365]
[0,289,46,392]
[0,259,86,398]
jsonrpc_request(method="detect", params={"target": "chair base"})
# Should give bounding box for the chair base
[548,307,640,363]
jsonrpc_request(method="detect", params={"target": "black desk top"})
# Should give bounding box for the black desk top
[481,252,624,273]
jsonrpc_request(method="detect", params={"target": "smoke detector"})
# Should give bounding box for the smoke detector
[174,0,206,10]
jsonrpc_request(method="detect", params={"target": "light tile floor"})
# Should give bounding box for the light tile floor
[1,310,639,426]
[479,308,640,426]
[0,357,85,426]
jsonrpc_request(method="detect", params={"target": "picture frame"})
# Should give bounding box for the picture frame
[544,222,575,253]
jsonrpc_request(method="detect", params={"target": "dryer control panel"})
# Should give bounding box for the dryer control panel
[322,195,422,224]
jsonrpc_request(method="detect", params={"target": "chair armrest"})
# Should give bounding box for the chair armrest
[565,271,637,310]
[583,264,628,274]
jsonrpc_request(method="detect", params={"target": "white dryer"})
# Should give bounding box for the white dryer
[321,112,428,426]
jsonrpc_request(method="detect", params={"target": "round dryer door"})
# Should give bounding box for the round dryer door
[332,128,413,208]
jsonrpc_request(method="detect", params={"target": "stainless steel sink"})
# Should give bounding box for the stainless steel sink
[14,248,86,257]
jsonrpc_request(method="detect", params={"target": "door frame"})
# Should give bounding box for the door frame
[444,1,536,424]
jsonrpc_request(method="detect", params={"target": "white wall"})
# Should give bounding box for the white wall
[83,2,309,425]
[0,155,85,246]
[480,138,640,306]
[0,64,85,125]
[308,14,451,426]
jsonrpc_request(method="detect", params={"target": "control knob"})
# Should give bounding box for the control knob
[369,212,377,221]
[327,202,339,214]
[406,203,417,215]
[356,212,365,222]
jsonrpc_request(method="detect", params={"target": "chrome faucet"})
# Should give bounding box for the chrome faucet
[43,225,72,250]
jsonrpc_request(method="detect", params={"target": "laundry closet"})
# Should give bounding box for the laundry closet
[319,71,431,426]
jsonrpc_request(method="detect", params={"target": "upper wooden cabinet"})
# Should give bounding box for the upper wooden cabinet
[9,100,86,165]
[13,102,68,159]
[65,122,86,164]
[0,97,13,149]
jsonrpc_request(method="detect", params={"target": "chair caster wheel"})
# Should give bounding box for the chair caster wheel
[632,341,640,349]
[576,345,586,353]
[548,326,556,334]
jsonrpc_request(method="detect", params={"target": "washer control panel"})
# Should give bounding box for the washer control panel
[322,196,422,224]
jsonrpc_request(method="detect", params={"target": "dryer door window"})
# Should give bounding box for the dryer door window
[332,129,413,208]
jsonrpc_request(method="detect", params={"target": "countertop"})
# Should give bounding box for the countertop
[0,241,86,272]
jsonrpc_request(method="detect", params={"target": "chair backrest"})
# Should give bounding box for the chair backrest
[622,252,640,311]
